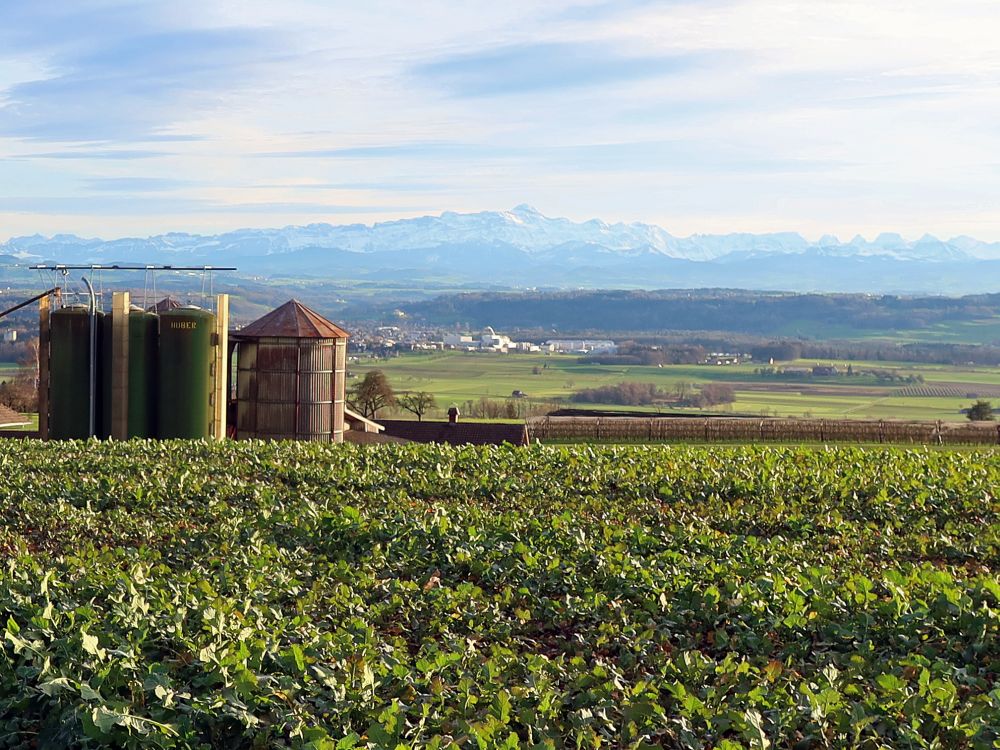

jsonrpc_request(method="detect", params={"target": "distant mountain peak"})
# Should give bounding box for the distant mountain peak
[873,232,905,247]
[3,208,997,292]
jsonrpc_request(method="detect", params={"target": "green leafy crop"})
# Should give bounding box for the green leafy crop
[0,441,996,748]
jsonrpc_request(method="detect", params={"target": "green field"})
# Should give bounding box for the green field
[0,440,996,747]
[353,352,1000,422]
[770,317,1000,344]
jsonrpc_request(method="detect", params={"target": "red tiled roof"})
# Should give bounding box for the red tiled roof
[377,419,530,446]
[0,404,28,428]
[344,431,409,445]
[235,299,349,339]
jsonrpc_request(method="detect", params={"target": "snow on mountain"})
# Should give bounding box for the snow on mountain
[1,206,995,267]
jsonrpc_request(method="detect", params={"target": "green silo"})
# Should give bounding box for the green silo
[128,307,159,438]
[50,305,103,440]
[97,313,113,439]
[157,306,215,439]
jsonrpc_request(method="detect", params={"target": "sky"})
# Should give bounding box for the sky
[1,0,999,241]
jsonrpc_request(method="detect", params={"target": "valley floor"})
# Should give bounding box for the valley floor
[353,351,1000,422]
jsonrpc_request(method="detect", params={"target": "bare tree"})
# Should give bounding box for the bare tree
[673,380,693,402]
[398,391,436,421]
[19,338,39,390]
[349,370,395,419]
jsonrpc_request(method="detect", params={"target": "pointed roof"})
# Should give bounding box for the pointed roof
[0,405,28,428]
[147,297,182,313]
[236,299,349,339]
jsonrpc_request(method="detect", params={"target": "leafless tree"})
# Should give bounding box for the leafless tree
[398,391,436,421]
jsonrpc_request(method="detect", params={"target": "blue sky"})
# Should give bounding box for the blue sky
[1,0,999,240]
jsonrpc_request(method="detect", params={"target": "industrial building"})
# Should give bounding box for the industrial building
[1,282,526,447]
[443,326,541,353]
[0,274,365,443]
[41,293,229,441]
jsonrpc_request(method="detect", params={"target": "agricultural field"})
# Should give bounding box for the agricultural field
[769,317,1000,345]
[0,440,996,747]
[352,352,1000,422]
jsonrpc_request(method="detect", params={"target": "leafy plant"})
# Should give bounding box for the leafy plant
[0,441,994,747]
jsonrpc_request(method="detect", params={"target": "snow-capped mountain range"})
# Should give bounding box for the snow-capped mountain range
[3,205,999,293]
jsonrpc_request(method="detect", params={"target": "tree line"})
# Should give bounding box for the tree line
[403,289,1000,338]
[571,381,735,408]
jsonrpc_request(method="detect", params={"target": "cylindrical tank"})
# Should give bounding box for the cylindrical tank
[50,305,104,440]
[233,300,349,443]
[157,306,215,439]
[128,307,159,438]
[236,338,343,441]
[97,313,113,439]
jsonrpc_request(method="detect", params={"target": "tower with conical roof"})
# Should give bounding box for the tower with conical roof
[232,300,349,442]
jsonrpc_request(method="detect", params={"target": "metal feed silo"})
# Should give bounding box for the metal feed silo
[98,312,114,439]
[233,300,348,442]
[157,306,215,439]
[128,306,159,438]
[50,304,104,439]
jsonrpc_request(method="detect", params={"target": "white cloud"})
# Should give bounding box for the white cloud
[1,0,999,240]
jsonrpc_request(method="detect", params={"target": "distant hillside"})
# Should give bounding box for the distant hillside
[3,206,1000,294]
[400,289,1000,340]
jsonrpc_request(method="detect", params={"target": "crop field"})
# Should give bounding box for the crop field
[768,317,1000,345]
[352,352,1000,422]
[0,440,996,747]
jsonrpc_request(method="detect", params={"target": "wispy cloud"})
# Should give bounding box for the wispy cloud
[551,0,722,23]
[239,181,449,192]
[0,2,287,142]
[84,177,194,192]
[209,202,411,215]
[15,150,172,160]
[258,143,488,159]
[1,0,1000,240]
[1,195,408,215]
[412,41,720,97]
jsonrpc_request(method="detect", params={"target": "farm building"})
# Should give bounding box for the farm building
[0,405,28,429]
[546,339,616,354]
[344,407,385,435]
[377,419,530,446]
[703,352,745,366]
[231,300,349,443]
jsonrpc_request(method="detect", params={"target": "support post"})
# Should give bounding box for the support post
[110,292,130,440]
[211,294,229,441]
[38,293,52,440]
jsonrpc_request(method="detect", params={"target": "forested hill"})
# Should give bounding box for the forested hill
[401,290,1000,338]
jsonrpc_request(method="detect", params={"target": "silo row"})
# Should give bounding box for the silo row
[48,304,215,440]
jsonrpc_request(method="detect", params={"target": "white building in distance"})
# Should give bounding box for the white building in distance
[443,327,540,353]
[545,339,617,354]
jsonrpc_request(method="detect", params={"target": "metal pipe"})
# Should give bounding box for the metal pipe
[82,276,96,438]
[0,287,60,321]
